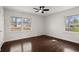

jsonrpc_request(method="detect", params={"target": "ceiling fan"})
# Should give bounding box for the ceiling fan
[33,6,49,13]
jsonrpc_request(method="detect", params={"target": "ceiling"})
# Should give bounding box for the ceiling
[4,6,76,16]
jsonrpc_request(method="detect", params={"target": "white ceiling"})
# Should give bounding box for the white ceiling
[4,6,76,16]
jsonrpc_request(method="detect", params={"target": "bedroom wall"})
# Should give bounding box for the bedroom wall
[45,7,79,43]
[4,9,45,42]
[0,7,4,49]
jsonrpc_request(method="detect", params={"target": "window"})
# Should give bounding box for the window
[10,16,31,31]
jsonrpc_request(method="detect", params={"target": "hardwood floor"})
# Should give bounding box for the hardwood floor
[1,35,79,52]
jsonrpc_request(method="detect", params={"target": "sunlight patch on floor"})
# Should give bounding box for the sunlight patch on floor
[64,48,76,52]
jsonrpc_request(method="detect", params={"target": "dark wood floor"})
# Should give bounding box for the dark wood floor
[1,35,79,52]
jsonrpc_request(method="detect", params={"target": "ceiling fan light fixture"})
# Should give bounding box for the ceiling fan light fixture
[39,10,42,12]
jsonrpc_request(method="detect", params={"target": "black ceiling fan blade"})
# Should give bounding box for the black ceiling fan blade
[40,6,45,9]
[35,10,39,12]
[41,6,45,8]
[43,9,49,11]
[33,8,40,10]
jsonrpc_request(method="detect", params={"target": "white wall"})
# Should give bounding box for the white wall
[45,7,79,43]
[0,7,4,49]
[4,9,45,42]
